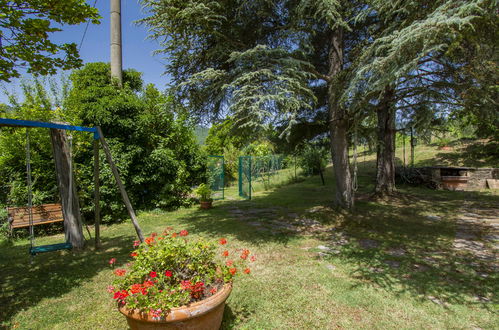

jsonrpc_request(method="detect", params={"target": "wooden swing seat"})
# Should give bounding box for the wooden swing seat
[7,203,64,230]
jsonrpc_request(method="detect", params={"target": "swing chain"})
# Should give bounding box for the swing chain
[26,129,35,249]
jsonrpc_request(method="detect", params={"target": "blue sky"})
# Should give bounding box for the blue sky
[0,0,169,103]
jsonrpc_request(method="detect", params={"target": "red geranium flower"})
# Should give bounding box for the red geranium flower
[179,230,188,237]
[145,237,155,245]
[240,254,247,260]
[143,280,154,288]
[226,260,233,267]
[244,268,251,274]
[114,269,126,276]
[229,268,237,275]
[151,232,157,237]
[165,270,172,277]
[113,290,129,300]
[222,250,229,257]
[171,233,178,238]
[149,271,157,278]
[210,287,217,294]
[219,238,227,245]
[180,280,192,290]
[250,255,257,262]
[130,283,142,294]
[130,252,138,257]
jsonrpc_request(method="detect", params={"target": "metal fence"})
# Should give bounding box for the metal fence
[207,155,224,200]
[238,155,287,200]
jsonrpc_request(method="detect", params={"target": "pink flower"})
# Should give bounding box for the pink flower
[179,230,189,237]
[133,240,140,247]
[108,258,116,265]
[107,285,115,293]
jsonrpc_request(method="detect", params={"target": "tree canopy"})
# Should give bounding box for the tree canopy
[0,0,100,82]
[0,63,206,224]
[136,0,499,207]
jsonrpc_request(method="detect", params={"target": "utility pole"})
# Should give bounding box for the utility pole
[110,0,123,86]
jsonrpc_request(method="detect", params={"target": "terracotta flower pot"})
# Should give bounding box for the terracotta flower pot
[118,283,232,330]
[200,201,213,209]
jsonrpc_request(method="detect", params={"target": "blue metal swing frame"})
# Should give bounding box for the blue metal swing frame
[1,118,99,255]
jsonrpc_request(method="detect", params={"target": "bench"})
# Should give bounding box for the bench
[7,203,64,231]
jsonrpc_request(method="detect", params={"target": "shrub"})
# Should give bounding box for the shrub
[194,183,212,202]
[299,143,328,175]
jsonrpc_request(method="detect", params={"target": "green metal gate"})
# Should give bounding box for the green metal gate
[207,155,224,200]
[238,156,251,200]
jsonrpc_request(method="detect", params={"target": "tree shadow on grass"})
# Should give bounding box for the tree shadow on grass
[175,204,298,247]
[328,189,498,309]
[183,166,499,310]
[0,235,135,327]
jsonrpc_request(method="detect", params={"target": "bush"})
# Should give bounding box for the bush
[194,183,212,202]
[0,65,206,225]
[299,143,328,175]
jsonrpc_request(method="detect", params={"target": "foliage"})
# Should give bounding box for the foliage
[109,229,252,317]
[63,63,206,221]
[0,0,100,81]
[221,143,240,184]
[299,143,329,176]
[140,0,498,208]
[193,126,210,145]
[242,141,275,157]
[205,117,253,155]
[194,183,212,202]
[0,78,65,208]
[0,64,206,225]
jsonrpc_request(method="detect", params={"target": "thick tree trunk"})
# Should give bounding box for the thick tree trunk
[374,87,396,196]
[50,128,85,249]
[327,27,354,209]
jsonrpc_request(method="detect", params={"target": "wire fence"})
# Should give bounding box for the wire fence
[207,155,224,200]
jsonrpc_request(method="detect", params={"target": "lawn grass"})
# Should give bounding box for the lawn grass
[1,151,498,329]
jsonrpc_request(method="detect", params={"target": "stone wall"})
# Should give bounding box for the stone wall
[396,167,498,191]
[466,168,499,190]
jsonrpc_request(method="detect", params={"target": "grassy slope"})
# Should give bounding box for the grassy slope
[390,138,499,168]
[0,141,498,329]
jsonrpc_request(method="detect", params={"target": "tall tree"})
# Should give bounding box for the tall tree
[140,0,366,209]
[0,0,100,81]
[348,0,498,195]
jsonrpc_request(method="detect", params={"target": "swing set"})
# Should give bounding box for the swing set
[0,118,144,256]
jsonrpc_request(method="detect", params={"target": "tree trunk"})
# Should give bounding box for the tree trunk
[374,87,396,196]
[327,27,354,209]
[50,128,85,249]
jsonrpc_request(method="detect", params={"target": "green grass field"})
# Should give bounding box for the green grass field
[1,142,498,329]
